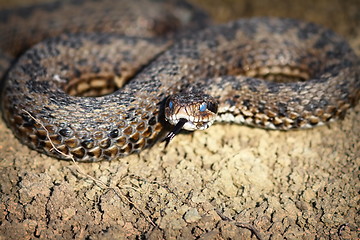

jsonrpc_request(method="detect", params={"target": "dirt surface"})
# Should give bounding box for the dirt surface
[0,0,359,239]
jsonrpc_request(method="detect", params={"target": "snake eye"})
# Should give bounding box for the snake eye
[168,100,174,109]
[199,102,207,112]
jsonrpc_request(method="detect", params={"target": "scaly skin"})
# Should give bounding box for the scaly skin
[1,1,359,161]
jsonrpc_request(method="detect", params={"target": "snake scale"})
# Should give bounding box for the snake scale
[1,0,359,162]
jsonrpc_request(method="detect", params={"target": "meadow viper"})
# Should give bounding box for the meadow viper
[1,0,359,161]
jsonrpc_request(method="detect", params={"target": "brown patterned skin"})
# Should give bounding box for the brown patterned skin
[1,1,359,161]
[0,0,210,78]
[0,0,210,161]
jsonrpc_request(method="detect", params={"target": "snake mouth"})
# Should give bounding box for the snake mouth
[163,114,216,148]
[166,108,216,131]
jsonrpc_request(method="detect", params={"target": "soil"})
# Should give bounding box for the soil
[0,0,359,239]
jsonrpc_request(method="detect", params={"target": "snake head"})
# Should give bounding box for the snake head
[163,91,218,147]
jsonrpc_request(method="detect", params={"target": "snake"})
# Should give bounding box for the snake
[0,0,359,162]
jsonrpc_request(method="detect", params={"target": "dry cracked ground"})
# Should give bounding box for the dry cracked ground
[0,0,359,239]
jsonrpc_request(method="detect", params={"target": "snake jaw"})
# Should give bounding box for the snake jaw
[167,109,216,130]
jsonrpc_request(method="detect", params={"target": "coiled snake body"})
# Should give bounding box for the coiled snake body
[1,0,359,161]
